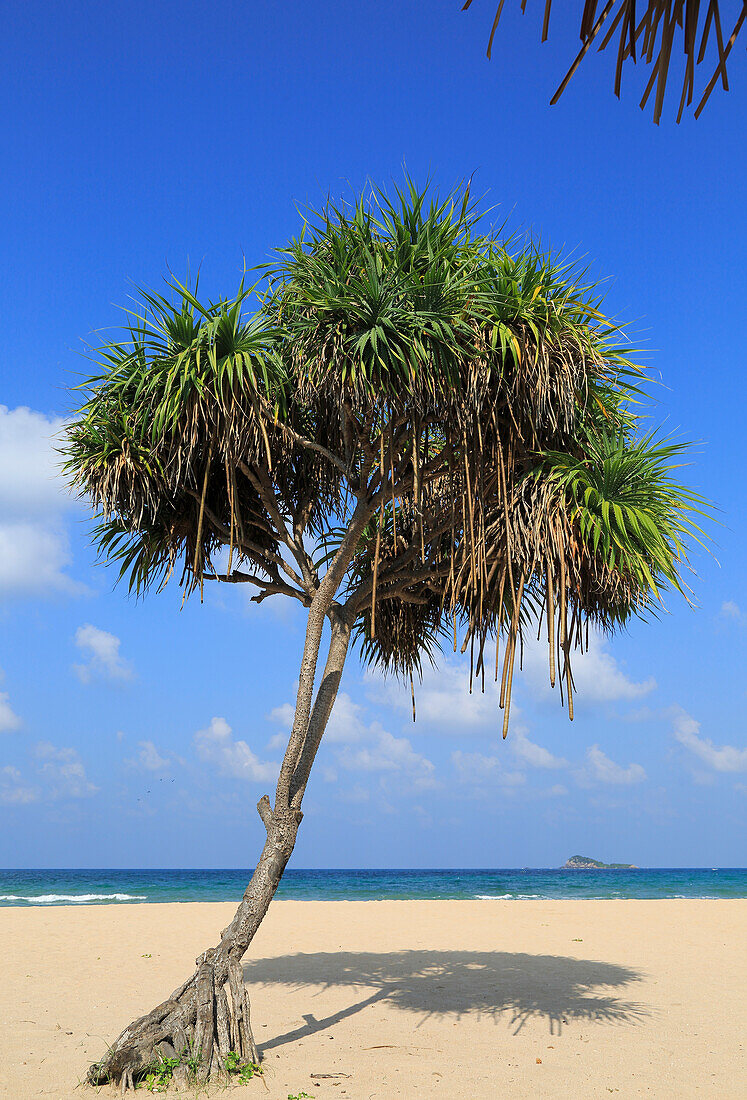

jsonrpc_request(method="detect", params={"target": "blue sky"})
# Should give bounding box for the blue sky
[1,1,745,869]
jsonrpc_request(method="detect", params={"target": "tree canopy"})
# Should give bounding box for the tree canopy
[464,1,746,122]
[65,181,706,736]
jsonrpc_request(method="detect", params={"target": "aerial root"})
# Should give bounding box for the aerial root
[229,955,259,1064]
[192,962,216,1082]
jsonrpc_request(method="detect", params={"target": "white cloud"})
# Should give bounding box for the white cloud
[0,765,39,805]
[583,744,646,785]
[0,406,83,595]
[0,678,21,733]
[520,630,656,704]
[672,708,747,773]
[510,723,567,769]
[268,691,368,745]
[0,406,71,511]
[0,521,82,596]
[543,784,569,797]
[368,659,500,731]
[337,725,438,789]
[267,701,295,729]
[267,691,438,792]
[34,741,98,798]
[720,601,745,625]
[451,749,526,788]
[132,740,170,771]
[338,783,370,804]
[369,632,654,735]
[194,717,279,783]
[325,693,371,743]
[74,624,133,683]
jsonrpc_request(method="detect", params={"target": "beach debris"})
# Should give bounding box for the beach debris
[311,1073,352,1079]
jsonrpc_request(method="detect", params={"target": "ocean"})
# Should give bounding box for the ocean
[0,867,745,905]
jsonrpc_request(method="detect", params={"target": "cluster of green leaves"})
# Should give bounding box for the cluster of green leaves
[90,281,283,439]
[540,430,709,607]
[64,177,709,681]
[263,179,632,406]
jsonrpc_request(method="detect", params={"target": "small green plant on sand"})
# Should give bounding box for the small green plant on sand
[138,1054,180,1092]
[287,1092,312,1100]
[184,1048,202,1077]
[135,1048,262,1090]
[224,1050,263,1083]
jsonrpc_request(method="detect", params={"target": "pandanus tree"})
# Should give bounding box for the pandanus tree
[65,182,705,1089]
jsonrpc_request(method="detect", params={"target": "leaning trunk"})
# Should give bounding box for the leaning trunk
[88,499,368,1091]
[88,804,302,1089]
[88,605,353,1091]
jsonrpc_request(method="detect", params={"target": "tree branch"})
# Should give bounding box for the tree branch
[348,517,454,614]
[269,416,349,478]
[185,487,296,578]
[256,794,273,832]
[238,463,316,593]
[205,570,310,605]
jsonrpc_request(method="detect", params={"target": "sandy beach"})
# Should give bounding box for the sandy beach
[1,899,745,1099]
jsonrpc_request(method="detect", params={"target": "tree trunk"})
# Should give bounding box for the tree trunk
[87,606,353,1091]
[87,805,302,1089]
[87,496,370,1091]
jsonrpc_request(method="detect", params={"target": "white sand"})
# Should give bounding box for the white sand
[1,899,745,1098]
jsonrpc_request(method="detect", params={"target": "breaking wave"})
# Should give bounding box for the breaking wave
[474,893,544,900]
[0,893,147,904]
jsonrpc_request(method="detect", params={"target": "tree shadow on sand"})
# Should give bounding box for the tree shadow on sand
[244,950,649,1052]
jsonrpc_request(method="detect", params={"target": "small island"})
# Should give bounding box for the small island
[562,855,638,870]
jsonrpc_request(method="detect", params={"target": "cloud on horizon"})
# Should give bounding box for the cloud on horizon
[368,632,655,740]
[720,600,745,626]
[337,726,438,791]
[510,723,568,770]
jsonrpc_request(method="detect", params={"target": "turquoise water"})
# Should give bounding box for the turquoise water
[0,867,745,905]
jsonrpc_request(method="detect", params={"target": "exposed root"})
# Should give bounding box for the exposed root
[87,957,262,1091]
[229,955,259,1065]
